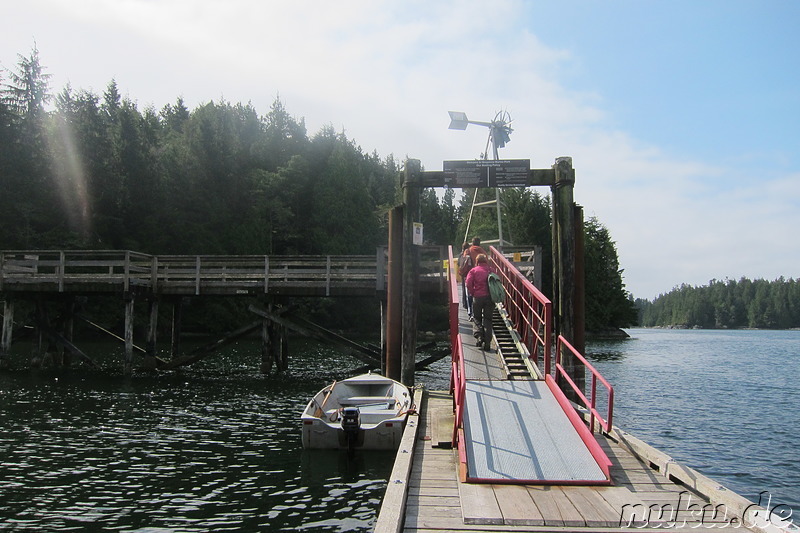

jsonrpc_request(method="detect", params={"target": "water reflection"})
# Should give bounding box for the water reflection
[585,349,626,362]
[0,339,395,532]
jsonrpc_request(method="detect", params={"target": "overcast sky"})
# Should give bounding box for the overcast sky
[4,0,799,299]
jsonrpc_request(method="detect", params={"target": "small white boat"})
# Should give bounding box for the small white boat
[301,373,412,451]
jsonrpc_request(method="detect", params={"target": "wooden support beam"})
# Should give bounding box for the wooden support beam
[351,342,446,374]
[76,314,148,354]
[413,348,450,370]
[46,330,100,369]
[161,320,262,370]
[248,305,382,369]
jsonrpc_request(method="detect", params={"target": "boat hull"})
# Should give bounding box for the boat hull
[300,374,412,450]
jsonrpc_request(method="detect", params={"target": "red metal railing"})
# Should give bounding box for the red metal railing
[488,246,552,375]
[555,335,614,433]
[447,246,467,448]
[448,245,614,469]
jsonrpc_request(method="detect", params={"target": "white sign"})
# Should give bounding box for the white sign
[413,223,423,245]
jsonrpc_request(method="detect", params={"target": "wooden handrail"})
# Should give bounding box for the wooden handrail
[0,249,446,296]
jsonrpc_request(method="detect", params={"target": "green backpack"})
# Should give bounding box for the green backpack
[488,272,504,304]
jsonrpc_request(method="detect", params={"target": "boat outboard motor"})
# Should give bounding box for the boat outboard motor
[341,407,361,452]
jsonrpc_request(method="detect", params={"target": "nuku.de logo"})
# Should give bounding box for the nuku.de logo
[618,490,797,530]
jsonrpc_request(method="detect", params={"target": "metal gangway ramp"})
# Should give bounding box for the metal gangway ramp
[449,246,614,485]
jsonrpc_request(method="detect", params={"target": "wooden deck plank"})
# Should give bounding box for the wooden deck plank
[411,495,461,507]
[404,505,462,519]
[524,486,580,527]
[459,482,504,525]
[410,486,460,498]
[431,404,455,448]
[559,487,622,527]
[592,486,652,527]
[492,484,544,526]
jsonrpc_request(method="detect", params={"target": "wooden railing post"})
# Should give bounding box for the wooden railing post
[325,256,331,297]
[124,251,131,293]
[150,256,158,292]
[264,255,269,294]
[58,251,65,292]
[375,247,386,291]
[194,256,201,296]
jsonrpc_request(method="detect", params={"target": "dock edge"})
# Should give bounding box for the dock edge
[373,387,424,533]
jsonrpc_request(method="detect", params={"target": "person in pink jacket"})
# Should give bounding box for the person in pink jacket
[465,253,493,350]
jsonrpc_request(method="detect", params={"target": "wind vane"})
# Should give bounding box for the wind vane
[448,110,513,160]
[447,109,517,250]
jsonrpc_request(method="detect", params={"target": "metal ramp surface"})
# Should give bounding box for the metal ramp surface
[463,379,610,484]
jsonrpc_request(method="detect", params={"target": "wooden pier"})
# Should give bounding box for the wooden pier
[376,388,775,533]
[0,248,449,372]
[374,246,781,533]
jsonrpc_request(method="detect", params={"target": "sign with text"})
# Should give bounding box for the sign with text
[443,159,530,188]
[413,222,423,245]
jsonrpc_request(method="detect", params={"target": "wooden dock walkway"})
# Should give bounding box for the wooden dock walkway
[377,389,769,532]
[375,252,776,532]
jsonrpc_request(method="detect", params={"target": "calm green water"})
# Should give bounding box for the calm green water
[1,329,798,531]
[586,328,800,512]
[0,339,410,532]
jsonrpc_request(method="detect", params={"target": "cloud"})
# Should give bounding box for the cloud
[4,0,797,300]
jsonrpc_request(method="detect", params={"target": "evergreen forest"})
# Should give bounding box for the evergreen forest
[637,277,800,330]
[1,47,638,334]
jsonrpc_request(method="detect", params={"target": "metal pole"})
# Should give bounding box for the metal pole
[492,125,505,251]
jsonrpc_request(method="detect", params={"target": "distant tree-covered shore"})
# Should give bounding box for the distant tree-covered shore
[636,277,800,329]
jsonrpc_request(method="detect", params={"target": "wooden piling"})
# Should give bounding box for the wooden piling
[124,295,135,375]
[1,299,13,368]
[401,159,421,387]
[171,297,183,359]
[279,324,289,371]
[261,317,273,375]
[145,297,159,369]
[386,205,404,381]
[63,299,75,367]
[32,299,49,368]
[380,300,387,376]
[552,156,585,395]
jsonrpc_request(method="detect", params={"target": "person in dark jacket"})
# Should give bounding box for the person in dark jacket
[465,253,493,351]
[459,237,487,318]
[457,242,473,316]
